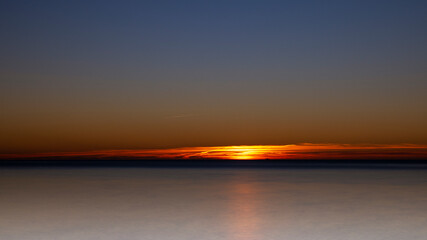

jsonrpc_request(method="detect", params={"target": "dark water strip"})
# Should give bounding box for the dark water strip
[1,159,427,169]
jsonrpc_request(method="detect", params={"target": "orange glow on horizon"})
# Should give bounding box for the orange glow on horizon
[1,144,427,160]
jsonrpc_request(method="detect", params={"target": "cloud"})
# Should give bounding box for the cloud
[2,144,427,160]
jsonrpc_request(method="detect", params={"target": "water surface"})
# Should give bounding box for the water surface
[1,168,426,240]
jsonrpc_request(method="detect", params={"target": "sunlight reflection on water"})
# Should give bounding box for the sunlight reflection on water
[228,178,260,240]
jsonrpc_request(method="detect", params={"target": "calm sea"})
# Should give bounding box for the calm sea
[1,168,427,240]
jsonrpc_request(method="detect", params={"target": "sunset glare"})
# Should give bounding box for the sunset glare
[3,144,427,160]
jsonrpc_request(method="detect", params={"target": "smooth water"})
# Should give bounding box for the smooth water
[1,168,427,240]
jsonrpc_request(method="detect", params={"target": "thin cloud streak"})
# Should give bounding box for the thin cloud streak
[2,144,427,160]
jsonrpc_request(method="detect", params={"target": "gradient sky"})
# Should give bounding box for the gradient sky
[1,1,427,154]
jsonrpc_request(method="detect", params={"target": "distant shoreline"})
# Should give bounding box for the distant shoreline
[1,159,427,169]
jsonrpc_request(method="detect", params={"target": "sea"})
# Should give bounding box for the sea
[1,166,427,240]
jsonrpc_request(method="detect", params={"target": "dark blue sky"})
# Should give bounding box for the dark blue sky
[1,0,427,153]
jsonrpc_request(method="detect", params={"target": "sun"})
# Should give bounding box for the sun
[228,150,258,160]
[215,146,270,160]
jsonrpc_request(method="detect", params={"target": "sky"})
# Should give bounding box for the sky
[1,0,427,155]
